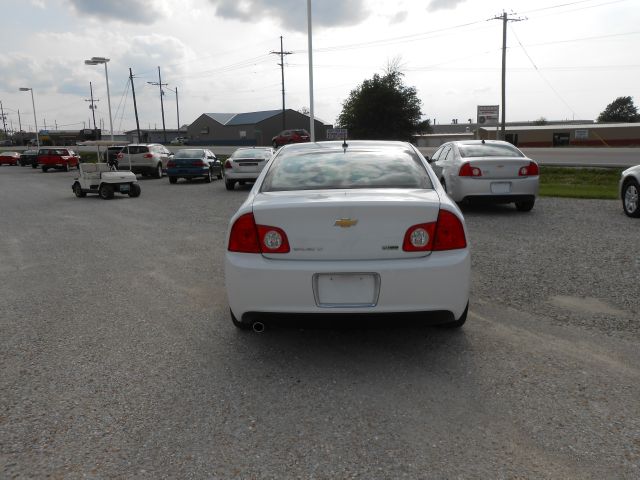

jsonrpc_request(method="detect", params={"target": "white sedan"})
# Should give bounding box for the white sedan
[620,164,640,217]
[430,140,539,211]
[225,141,470,332]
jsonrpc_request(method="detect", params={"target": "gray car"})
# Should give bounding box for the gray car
[620,164,640,217]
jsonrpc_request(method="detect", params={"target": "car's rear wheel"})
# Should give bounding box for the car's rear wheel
[41,166,48,172]
[622,179,640,217]
[99,183,114,200]
[216,171,223,179]
[64,162,70,172]
[440,303,468,329]
[515,199,535,212]
[31,163,38,169]
[154,164,163,178]
[128,183,141,198]
[205,169,212,183]
[73,183,86,198]
[230,309,251,330]
[225,179,235,190]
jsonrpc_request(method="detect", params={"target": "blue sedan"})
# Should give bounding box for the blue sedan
[167,149,222,184]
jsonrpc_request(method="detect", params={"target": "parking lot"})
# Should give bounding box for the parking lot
[1,166,639,478]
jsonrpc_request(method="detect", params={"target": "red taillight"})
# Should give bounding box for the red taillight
[402,210,466,252]
[224,160,232,169]
[228,213,290,254]
[117,153,123,159]
[167,160,176,168]
[433,210,467,251]
[191,160,206,167]
[403,223,436,251]
[459,163,482,177]
[518,161,539,176]
[143,153,153,158]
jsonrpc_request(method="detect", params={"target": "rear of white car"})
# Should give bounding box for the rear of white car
[223,147,274,190]
[225,141,470,330]
[434,140,539,211]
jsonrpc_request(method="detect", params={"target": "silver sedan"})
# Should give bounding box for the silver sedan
[620,164,640,217]
[430,140,539,211]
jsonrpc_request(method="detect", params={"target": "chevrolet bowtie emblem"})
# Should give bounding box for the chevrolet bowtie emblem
[334,218,358,228]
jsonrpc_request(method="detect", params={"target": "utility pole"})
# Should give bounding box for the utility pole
[0,101,7,138]
[85,82,99,131]
[491,11,525,140]
[174,87,180,130]
[147,67,168,143]
[129,68,141,143]
[270,36,292,131]
[18,109,22,133]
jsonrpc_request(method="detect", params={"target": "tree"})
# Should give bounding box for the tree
[597,96,639,123]
[533,117,548,126]
[337,68,429,140]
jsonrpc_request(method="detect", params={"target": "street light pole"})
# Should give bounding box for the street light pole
[85,57,114,141]
[19,87,39,149]
[306,0,315,142]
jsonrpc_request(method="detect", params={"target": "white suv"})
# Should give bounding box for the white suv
[117,143,172,178]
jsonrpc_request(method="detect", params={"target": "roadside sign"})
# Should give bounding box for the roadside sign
[327,128,348,140]
[575,129,589,140]
[477,105,499,126]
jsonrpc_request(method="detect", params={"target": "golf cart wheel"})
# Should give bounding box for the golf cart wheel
[225,179,235,190]
[169,176,177,184]
[99,183,114,200]
[154,164,163,178]
[128,183,141,198]
[73,182,86,198]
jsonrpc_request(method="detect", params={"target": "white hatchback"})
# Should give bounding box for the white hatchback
[430,140,539,211]
[224,141,471,331]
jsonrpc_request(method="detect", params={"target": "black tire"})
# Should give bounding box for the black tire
[169,176,177,184]
[32,163,38,169]
[515,198,535,212]
[64,162,70,172]
[128,183,141,197]
[99,183,114,200]
[205,169,212,183]
[154,164,163,178]
[42,166,48,172]
[622,179,640,217]
[217,172,223,179]
[440,302,468,329]
[73,182,86,198]
[231,309,251,330]
[225,179,235,190]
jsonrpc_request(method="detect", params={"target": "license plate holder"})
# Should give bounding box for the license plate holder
[313,273,380,307]
[119,184,130,193]
[491,182,512,194]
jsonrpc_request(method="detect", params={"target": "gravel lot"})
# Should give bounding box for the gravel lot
[1,166,638,479]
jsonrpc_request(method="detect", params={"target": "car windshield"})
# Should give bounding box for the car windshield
[458,143,524,158]
[174,149,204,158]
[231,149,270,159]
[292,130,308,135]
[261,148,432,192]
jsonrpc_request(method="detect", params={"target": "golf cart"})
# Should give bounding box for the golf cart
[72,163,140,199]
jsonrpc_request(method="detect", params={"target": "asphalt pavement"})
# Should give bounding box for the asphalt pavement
[1,166,638,478]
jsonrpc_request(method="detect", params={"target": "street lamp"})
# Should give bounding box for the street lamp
[85,57,114,141]
[19,87,39,149]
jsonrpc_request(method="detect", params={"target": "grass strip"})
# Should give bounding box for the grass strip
[539,166,622,200]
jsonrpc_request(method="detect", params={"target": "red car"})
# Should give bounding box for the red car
[37,148,81,172]
[271,129,310,148]
[0,151,20,165]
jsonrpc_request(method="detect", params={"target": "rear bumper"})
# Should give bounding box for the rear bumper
[449,176,539,202]
[224,171,261,181]
[167,167,209,178]
[225,250,470,322]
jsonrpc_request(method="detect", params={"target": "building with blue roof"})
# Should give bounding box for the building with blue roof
[187,109,332,146]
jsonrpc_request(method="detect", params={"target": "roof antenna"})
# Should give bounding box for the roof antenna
[342,133,348,152]
[481,139,485,144]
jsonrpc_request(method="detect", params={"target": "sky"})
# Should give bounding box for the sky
[0,0,639,135]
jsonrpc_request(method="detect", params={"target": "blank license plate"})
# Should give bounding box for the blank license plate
[119,184,130,192]
[314,273,379,307]
[491,182,512,194]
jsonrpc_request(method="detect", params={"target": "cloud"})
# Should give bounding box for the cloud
[66,0,167,23]
[427,0,467,12]
[389,11,408,25]
[207,0,370,32]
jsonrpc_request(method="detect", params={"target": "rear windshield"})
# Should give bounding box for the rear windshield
[174,149,204,158]
[458,143,524,158]
[128,146,149,154]
[231,149,271,159]
[292,130,308,135]
[261,149,432,192]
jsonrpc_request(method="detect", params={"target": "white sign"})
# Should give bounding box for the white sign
[575,129,589,140]
[327,128,348,140]
[477,105,500,126]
